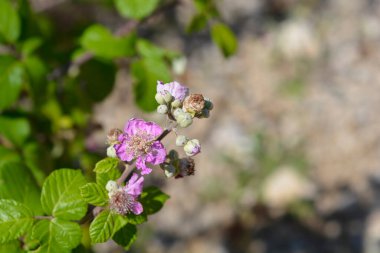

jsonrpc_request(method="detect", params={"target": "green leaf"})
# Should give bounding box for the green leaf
[132,58,171,111]
[112,223,137,250]
[80,183,108,207]
[186,14,208,33]
[0,146,20,165]
[114,0,160,20]
[0,115,30,146]
[125,212,147,225]
[80,24,136,59]
[0,0,20,43]
[96,166,121,188]
[211,23,237,58]
[94,157,120,174]
[0,199,33,243]
[23,56,48,106]
[31,218,82,253]
[89,210,127,243]
[22,142,49,187]
[136,39,166,58]
[77,59,116,102]
[0,161,43,215]
[0,56,26,110]
[21,37,43,57]
[0,240,24,253]
[140,186,169,215]
[41,169,87,220]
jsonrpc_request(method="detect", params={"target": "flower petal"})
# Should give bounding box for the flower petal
[146,141,166,165]
[157,81,189,102]
[136,156,152,175]
[114,135,134,162]
[124,118,163,139]
[130,201,143,215]
[125,173,144,195]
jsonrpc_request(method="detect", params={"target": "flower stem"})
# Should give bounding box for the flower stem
[117,163,132,185]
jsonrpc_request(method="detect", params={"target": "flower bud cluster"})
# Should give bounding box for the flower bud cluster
[101,80,212,216]
[155,81,213,128]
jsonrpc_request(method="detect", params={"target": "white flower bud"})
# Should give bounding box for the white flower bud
[176,112,193,128]
[173,108,184,117]
[176,135,188,146]
[155,93,165,105]
[107,145,117,158]
[162,91,173,103]
[106,180,118,193]
[157,104,168,114]
[171,99,181,108]
[184,139,201,156]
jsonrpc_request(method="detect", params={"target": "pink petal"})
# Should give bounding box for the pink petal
[124,118,163,139]
[146,141,166,165]
[136,156,152,175]
[131,201,143,215]
[125,173,144,195]
[114,135,134,162]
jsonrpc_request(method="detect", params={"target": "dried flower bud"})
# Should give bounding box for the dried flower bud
[184,139,201,156]
[183,94,205,117]
[176,111,193,128]
[106,128,122,145]
[155,93,165,105]
[157,104,168,114]
[176,135,188,146]
[175,157,195,178]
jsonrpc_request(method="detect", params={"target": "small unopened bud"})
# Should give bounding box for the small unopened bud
[107,145,117,158]
[173,108,184,117]
[106,180,118,196]
[184,139,201,156]
[164,164,177,178]
[175,111,193,128]
[157,104,168,114]
[106,128,122,145]
[176,135,188,146]
[183,94,205,117]
[162,90,173,103]
[155,93,165,105]
[171,99,181,108]
[204,98,213,110]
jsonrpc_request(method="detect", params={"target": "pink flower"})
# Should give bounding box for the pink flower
[157,81,189,102]
[115,118,166,175]
[108,174,144,215]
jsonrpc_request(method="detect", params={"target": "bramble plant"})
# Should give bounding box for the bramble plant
[0,0,233,251]
[0,80,213,251]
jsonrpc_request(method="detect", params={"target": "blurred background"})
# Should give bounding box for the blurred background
[1,0,380,252]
